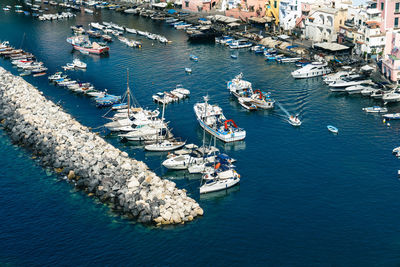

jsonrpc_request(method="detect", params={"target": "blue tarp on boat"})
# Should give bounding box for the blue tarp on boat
[286,45,298,50]
[168,9,177,14]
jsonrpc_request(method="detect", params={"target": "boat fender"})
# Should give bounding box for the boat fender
[383,119,386,124]
[387,123,391,127]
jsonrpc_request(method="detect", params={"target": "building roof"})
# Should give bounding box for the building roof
[314,42,350,51]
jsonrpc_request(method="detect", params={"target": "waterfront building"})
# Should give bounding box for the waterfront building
[304,7,347,42]
[265,0,280,30]
[382,30,400,82]
[182,0,218,12]
[338,4,385,58]
[224,0,267,20]
[376,0,400,32]
[279,0,302,32]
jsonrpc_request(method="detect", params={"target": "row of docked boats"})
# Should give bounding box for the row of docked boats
[48,71,121,106]
[90,22,169,44]
[117,36,142,49]
[323,69,400,104]
[0,41,47,77]
[38,12,75,21]
[215,36,253,49]
[152,85,190,105]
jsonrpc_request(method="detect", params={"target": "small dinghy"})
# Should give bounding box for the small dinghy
[327,125,338,134]
[231,54,237,59]
[362,106,388,113]
[383,113,400,120]
[288,115,301,126]
[189,55,198,61]
[238,97,257,111]
[185,67,192,74]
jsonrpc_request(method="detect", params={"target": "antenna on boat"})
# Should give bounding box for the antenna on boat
[127,68,130,118]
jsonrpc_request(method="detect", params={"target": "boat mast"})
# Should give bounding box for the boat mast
[127,68,130,118]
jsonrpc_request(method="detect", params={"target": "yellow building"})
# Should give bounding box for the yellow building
[265,0,280,25]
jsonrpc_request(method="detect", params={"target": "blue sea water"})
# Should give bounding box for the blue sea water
[1,2,400,266]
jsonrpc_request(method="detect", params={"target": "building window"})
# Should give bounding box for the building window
[396,17,399,28]
[397,2,400,12]
[274,1,277,8]
[185,1,189,7]
[381,2,384,10]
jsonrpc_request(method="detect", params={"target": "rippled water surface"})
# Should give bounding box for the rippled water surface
[1,2,400,266]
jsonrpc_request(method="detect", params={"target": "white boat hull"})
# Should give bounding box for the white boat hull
[200,177,240,194]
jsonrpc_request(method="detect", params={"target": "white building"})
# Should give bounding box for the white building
[304,7,347,42]
[339,6,385,57]
[279,0,302,31]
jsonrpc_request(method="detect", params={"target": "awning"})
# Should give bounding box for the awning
[152,2,167,8]
[314,42,350,51]
[249,17,267,24]
[228,22,241,27]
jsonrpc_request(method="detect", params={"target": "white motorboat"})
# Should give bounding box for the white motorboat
[370,90,385,99]
[194,96,246,142]
[291,62,331,79]
[323,70,354,84]
[362,106,388,113]
[361,87,378,96]
[383,113,400,120]
[200,173,240,194]
[229,39,252,49]
[162,146,219,170]
[345,85,368,94]
[383,91,400,103]
[90,22,104,30]
[329,79,372,89]
[125,28,137,34]
[144,140,186,151]
[288,115,301,126]
[73,58,87,69]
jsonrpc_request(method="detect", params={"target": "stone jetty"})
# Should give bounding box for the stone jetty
[0,67,203,225]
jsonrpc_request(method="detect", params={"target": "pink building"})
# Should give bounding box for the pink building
[182,0,217,12]
[382,31,400,82]
[225,0,266,20]
[377,0,400,32]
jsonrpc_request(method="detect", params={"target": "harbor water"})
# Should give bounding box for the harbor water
[2,2,400,265]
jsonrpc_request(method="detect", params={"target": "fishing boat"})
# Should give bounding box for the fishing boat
[194,96,246,142]
[67,35,109,55]
[362,106,388,113]
[227,73,253,98]
[288,115,301,126]
[291,62,331,79]
[185,67,192,74]
[327,125,338,134]
[383,113,400,120]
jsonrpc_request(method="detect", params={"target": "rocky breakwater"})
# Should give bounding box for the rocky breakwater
[0,67,203,225]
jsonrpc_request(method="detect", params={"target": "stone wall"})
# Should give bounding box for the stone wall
[0,67,203,225]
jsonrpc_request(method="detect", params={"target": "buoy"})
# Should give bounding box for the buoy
[383,119,386,124]
[387,123,391,126]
